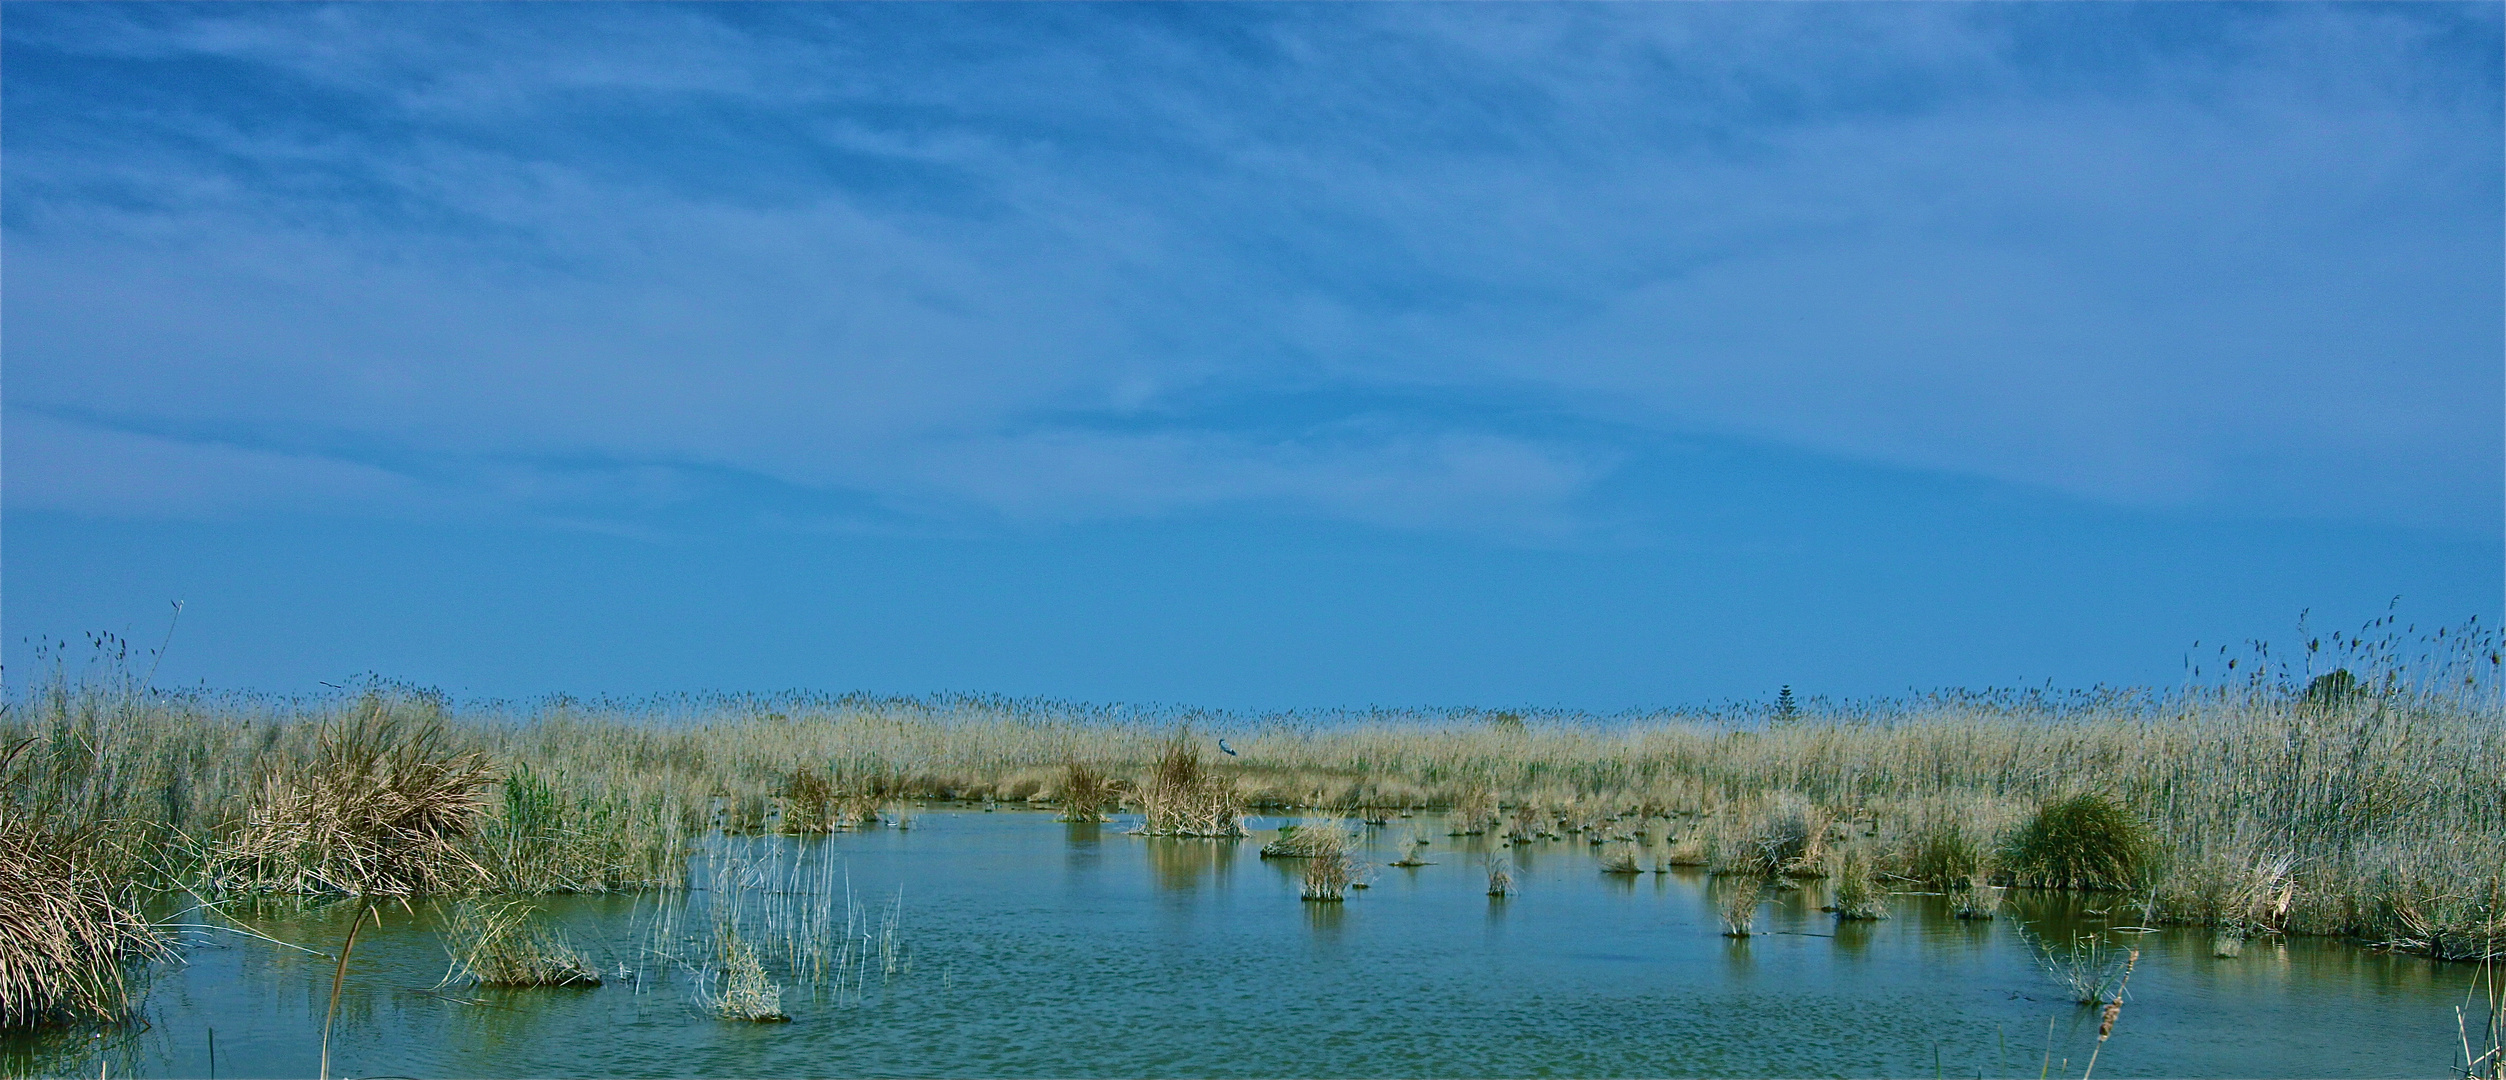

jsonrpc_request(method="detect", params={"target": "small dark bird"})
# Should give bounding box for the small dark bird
[1218,739,1238,756]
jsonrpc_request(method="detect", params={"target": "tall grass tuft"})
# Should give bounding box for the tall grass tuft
[1599,843,1642,875]
[1829,847,1887,920]
[1389,834,1433,867]
[780,768,838,833]
[1134,737,1244,837]
[2002,794,2151,892]
[439,900,601,987]
[1485,856,1513,897]
[1302,849,1352,902]
[1057,761,1118,824]
[1,744,171,1028]
[207,704,495,896]
[1719,874,1763,937]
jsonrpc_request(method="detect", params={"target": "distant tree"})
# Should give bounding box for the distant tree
[1488,711,1527,734]
[1773,686,1800,725]
[2301,669,2367,711]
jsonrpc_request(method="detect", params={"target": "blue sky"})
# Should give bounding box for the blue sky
[4,3,2499,709]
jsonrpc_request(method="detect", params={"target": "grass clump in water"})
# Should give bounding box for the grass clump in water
[1719,874,1763,937]
[1828,848,1886,920]
[1134,738,1243,838]
[1262,819,1350,858]
[704,936,788,1022]
[440,900,601,987]
[2022,928,2137,1005]
[1057,761,1118,824]
[1599,843,1642,875]
[1954,871,2005,920]
[2002,794,2151,892]
[1485,856,1513,897]
[1301,849,1352,902]
[1,745,171,1028]
[1388,834,1433,867]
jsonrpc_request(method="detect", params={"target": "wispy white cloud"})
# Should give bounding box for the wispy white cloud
[5,4,2494,534]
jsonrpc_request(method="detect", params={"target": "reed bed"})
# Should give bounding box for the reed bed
[3,618,2499,988]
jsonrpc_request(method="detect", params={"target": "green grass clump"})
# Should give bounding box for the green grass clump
[2002,794,2150,892]
[1829,848,1886,920]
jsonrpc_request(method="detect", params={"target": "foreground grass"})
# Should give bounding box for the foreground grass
[3,623,2501,1025]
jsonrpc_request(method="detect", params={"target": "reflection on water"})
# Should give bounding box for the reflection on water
[6,809,2493,1079]
[1143,835,1236,891]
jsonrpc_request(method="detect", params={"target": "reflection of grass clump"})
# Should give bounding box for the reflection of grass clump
[2003,795,2151,891]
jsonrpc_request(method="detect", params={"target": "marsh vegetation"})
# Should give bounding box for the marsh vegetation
[1,617,2499,1046]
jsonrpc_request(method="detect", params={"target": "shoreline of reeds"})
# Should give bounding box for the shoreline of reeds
[3,624,2501,1028]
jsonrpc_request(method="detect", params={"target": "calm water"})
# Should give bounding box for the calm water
[18,809,2488,1079]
